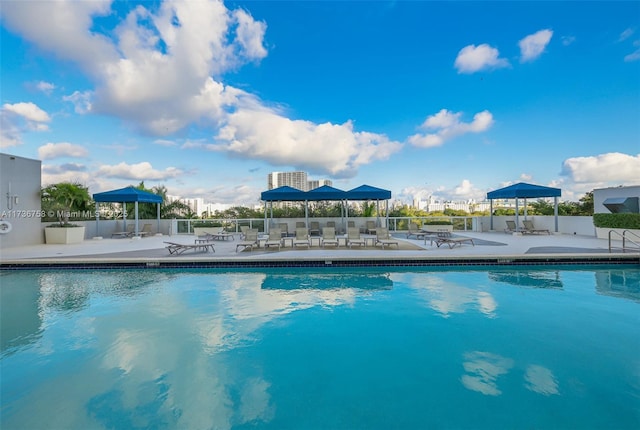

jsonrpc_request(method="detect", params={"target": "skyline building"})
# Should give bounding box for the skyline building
[267,171,332,191]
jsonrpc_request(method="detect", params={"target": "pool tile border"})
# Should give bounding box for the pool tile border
[1,254,638,270]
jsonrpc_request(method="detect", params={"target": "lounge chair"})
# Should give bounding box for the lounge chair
[505,220,518,233]
[364,220,376,234]
[293,228,310,248]
[239,225,248,238]
[406,222,429,240]
[375,227,399,249]
[264,228,282,251]
[236,229,259,252]
[522,220,550,235]
[138,223,154,237]
[309,221,320,236]
[278,223,290,237]
[164,241,215,254]
[111,224,135,238]
[321,227,339,248]
[207,229,235,241]
[434,237,475,248]
[295,221,306,229]
[347,227,366,248]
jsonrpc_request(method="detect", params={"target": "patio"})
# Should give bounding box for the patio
[1,231,637,266]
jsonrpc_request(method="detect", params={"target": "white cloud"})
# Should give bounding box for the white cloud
[408,109,494,148]
[233,9,268,60]
[561,35,575,46]
[624,40,640,62]
[0,102,51,148]
[212,108,402,178]
[618,28,635,42]
[36,81,56,95]
[561,152,640,184]
[97,161,184,180]
[519,29,553,62]
[38,142,89,160]
[454,44,510,73]
[63,91,93,114]
[2,102,51,123]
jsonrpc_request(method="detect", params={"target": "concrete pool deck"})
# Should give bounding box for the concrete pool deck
[1,231,638,268]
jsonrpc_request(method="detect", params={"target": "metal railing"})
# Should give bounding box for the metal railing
[608,229,640,253]
[174,216,477,235]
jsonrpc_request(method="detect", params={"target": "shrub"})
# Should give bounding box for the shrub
[593,213,640,229]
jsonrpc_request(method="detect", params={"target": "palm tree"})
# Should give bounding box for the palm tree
[41,182,91,225]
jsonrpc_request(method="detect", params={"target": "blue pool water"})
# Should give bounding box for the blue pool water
[1,265,639,429]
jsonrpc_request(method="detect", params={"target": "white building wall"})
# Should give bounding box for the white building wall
[0,153,43,248]
[593,185,640,214]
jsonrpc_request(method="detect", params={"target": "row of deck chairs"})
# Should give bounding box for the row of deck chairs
[111,223,154,238]
[505,220,550,235]
[269,220,382,237]
[236,227,400,252]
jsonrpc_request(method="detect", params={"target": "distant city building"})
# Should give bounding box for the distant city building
[415,196,493,213]
[267,171,332,191]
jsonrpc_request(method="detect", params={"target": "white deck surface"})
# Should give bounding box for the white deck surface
[1,231,636,263]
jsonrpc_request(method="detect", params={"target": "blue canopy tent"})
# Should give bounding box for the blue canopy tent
[347,185,392,228]
[306,185,349,229]
[486,182,561,232]
[260,184,392,232]
[260,186,307,232]
[93,186,163,237]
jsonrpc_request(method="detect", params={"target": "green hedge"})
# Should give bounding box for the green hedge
[593,213,640,229]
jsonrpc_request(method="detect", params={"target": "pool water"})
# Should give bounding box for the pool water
[1,266,639,429]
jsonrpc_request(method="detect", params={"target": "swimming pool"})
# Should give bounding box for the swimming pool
[1,265,639,429]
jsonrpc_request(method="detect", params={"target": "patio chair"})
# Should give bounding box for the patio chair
[111,224,135,238]
[321,227,339,248]
[278,223,289,237]
[239,225,250,239]
[309,221,320,236]
[293,228,310,248]
[365,220,376,234]
[236,229,259,252]
[138,223,154,237]
[406,222,429,240]
[505,220,517,233]
[522,220,550,235]
[264,228,282,251]
[295,221,306,229]
[347,227,366,248]
[165,241,214,254]
[375,227,399,249]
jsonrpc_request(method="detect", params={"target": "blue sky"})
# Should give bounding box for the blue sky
[1,0,639,208]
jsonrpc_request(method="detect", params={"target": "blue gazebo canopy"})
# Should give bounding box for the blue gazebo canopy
[306,185,348,201]
[93,186,163,203]
[92,186,162,237]
[486,182,561,232]
[487,182,561,200]
[347,184,392,200]
[260,186,307,202]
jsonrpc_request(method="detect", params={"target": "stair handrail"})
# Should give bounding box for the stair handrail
[610,229,640,253]
[622,229,640,253]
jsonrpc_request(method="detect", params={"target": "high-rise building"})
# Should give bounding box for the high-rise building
[267,171,332,191]
[268,171,308,190]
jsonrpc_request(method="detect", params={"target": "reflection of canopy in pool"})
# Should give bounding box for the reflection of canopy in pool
[261,272,393,291]
[487,270,563,289]
[595,270,640,303]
